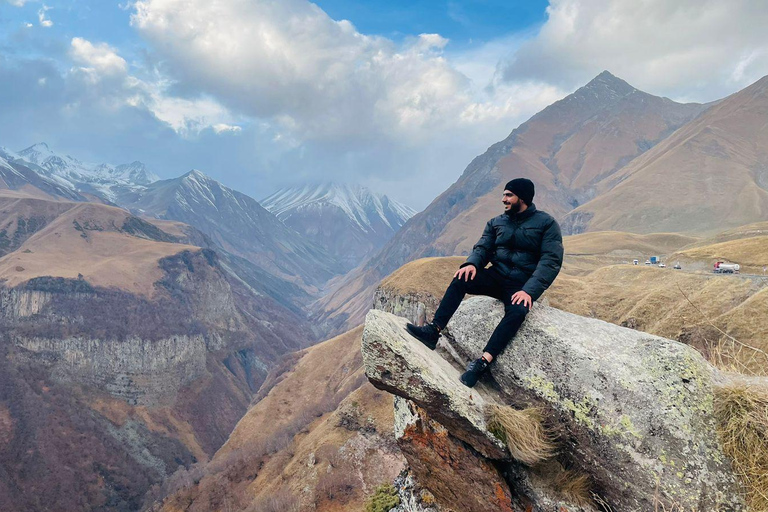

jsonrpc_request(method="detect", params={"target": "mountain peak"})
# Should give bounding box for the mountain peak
[582,70,636,97]
[19,142,56,160]
[184,169,209,180]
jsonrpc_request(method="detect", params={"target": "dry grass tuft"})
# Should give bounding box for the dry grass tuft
[552,467,592,506]
[714,383,768,510]
[486,405,557,465]
[533,460,593,507]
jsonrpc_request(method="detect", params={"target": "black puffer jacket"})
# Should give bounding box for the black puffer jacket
[462,204,564,301]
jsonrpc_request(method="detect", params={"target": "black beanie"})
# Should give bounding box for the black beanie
[504,178,535,205]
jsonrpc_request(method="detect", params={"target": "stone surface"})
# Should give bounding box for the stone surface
[373,288,431,327]
[444,296,744,511]
[392,470,439,512]
[393,397,519,512]
[363,309,508,460]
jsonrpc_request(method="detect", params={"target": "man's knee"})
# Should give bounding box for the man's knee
[504,302,529,318]
[449,276,470,291]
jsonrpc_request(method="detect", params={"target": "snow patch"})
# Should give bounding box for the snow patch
[261,183,416,234]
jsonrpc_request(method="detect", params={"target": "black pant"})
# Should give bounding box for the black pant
[432,267,529,358]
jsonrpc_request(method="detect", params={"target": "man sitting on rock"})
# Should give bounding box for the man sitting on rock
[406,178,564,387]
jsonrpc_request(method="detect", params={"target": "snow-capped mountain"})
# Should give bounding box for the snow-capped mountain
[122,170,341,291]
[261,183,417,271]
[0,147,87,201]
[15,143,159,203]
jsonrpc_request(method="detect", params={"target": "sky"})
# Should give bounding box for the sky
[1,0,768,210]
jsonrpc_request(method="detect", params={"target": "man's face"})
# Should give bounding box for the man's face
[502,190,522,213]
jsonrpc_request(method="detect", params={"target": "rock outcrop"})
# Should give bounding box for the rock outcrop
[15,334,208,405]
[393,396,519,512]
[362,299,746,511]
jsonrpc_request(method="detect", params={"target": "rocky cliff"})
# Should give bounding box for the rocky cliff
[0,248,312,511]
[364,290,750,511]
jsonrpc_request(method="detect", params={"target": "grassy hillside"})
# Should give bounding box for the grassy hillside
[0,197,196,295]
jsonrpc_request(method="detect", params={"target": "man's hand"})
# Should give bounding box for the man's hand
[454,265,477,281]
[511,290,532,308]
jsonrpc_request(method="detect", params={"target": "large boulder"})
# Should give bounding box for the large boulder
[443,297,743,511]
[362,299,746,511]
[363,309,599,511]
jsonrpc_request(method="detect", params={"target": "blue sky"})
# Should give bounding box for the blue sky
[1,0,768,209]
[314,0,548,46]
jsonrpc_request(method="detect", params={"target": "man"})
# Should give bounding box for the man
[406,178,563,387]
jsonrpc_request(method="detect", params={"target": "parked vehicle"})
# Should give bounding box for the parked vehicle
[633,259,639,265]
[650,256,658,264]
[645,260,651,265]
[713,261,740,274]
[673,262,682,270]
[658,263,666,268]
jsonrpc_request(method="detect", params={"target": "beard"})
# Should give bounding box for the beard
[506,201,522,214]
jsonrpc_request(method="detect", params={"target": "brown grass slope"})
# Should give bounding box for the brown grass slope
[666,222,768,274]
[563,75,768,236]
[153,326,404,512]
[0,198,197,295]
[562,231,700,274]
[313,72,704,335]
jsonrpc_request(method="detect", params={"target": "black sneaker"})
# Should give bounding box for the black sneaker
[406,322,440,350]
[460,357,490,387]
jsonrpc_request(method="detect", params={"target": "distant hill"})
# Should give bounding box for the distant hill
[0,148,88,202]
[562,76,768,235]
[262,183,416,272]
[0,196,193,294]
[7,144,350,297]
[16,142,159,203]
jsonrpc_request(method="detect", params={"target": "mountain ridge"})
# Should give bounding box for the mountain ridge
[562,74,768,235]
[262,182,417,272]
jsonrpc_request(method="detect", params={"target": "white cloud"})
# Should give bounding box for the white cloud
[146,93,240,136]
[70,38,128,76]
[129,0,547,148]
[501,0,768,102]
[212,123,242,134]
[413,33,449,52]
[66,37,240,137]
[37,4,52,27]
[6,0,31,6]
